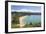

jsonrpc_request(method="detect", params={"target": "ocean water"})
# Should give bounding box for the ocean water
[23,15,41,24]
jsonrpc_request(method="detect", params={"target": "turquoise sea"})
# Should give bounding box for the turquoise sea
[23,15,41,24]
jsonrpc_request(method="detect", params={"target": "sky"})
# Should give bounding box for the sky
[11,5,41,13]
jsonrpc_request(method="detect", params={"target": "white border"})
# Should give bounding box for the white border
[8,2,44,32]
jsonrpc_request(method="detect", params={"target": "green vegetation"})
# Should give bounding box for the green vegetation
[11,12,20,28]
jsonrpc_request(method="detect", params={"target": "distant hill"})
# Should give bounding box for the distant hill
[11,11,41,16]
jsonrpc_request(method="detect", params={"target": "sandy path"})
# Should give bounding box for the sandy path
[19,16,27,28]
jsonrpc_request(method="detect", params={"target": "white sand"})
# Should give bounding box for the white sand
[19,16,27,28]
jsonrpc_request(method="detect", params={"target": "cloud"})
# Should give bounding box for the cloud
[12,9,41,13]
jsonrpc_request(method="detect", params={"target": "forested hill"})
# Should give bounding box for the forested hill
[11,11,41,16]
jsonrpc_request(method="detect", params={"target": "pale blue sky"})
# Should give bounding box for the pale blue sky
[11,5,41,12]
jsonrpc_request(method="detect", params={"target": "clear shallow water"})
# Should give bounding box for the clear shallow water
[23,15,41,24]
